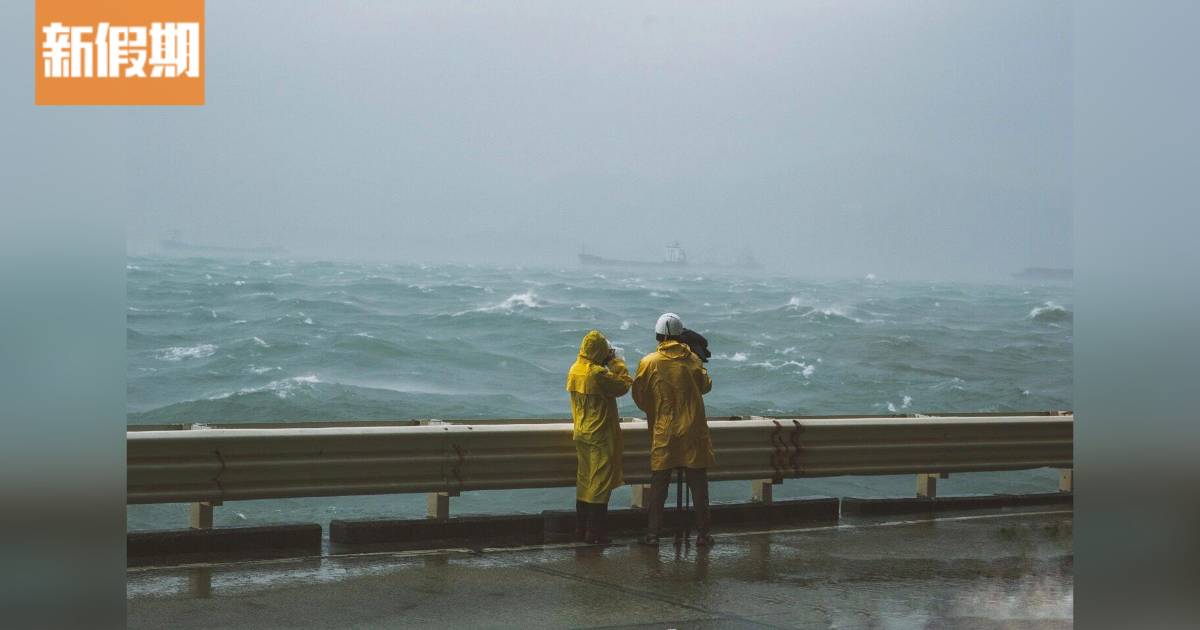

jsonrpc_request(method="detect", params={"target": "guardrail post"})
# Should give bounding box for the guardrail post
[427,491,458,520]
[1058,468,1073,493]
[916,474,938,499]
[751,479,776,504]
[189,500,221,529]
[630,484,653,509]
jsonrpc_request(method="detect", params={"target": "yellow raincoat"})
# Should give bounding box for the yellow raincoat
[566,330,631,503]
[632,339,715,471]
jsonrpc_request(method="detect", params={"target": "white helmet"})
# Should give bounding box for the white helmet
[655,312,684,336]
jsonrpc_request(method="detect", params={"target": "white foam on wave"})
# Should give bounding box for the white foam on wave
[1028,301,1072,322]
[234,280,246,286]
[210,374,322,400]
[886,395,914,413]
[749,359,815,378]
[784,297,861,322]
[751,359,800,370]
[156,344,217,361]
[716,352,748,362]
[804,306,859,322]
[932,377,966,391]
[455,291,544,316]
[248,365,280,374]
[620,320,632,330]
[252,336,270,348]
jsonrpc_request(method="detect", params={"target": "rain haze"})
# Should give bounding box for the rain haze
[123,1,1071,280]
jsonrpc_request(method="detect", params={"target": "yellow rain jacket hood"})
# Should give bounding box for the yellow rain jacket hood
[632,339,715,471]
[566,330,631,503]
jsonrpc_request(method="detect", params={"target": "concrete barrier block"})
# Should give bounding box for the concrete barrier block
[127,523,322,565]
[840,492,1073,517]
[543,497,839,539]
[330,513,546,546]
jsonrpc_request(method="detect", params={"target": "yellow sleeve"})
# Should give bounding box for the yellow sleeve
[597,358,632,397]
[632,358,652,414]
[696,364,712,395]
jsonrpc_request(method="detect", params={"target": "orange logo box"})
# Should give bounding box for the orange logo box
[35,0,204,105]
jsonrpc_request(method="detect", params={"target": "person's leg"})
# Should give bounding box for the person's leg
[685,468,712,543]
[644,469,673,542]
[574,500,588,541]
[574,440,590,540]
[586,501,611,544]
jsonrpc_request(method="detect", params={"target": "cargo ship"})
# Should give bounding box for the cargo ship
[579,241,688,268]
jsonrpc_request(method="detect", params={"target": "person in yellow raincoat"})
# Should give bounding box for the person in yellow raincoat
[632,312,715,545]
[566,330,631,543]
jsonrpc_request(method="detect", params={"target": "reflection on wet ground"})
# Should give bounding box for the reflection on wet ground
[128,509,1072,628]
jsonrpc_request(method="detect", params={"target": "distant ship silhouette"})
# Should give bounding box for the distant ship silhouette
[579,241,688,268]
[579,242,763,271]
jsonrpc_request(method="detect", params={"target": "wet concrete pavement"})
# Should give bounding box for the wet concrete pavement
[127,509,1072,628]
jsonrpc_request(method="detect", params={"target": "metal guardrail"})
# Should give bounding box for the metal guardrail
[125,411,1072,432]
[128,415,1073,515]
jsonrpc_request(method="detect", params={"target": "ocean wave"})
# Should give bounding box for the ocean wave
[780,297,861,323]
[749,359,815,377]
[127,256,1073,431]
[211,374,321,400]
[1029,301,1072,323]
[886,395,913,413]
[454,291,544,316]
[156,344,217,361]
[332,333,407,360]
[247,365,281,375]
[803,307,860,323]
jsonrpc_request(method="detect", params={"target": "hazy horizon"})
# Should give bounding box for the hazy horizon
[118,1,1071,282]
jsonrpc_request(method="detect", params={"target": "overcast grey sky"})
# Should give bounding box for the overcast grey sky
[115,1,1069,279]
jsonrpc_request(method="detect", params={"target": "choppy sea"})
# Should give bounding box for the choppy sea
[127,256,1072,530]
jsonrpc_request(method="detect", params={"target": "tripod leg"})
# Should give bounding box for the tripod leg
[675,467,684,543]
[685,475,691,541]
